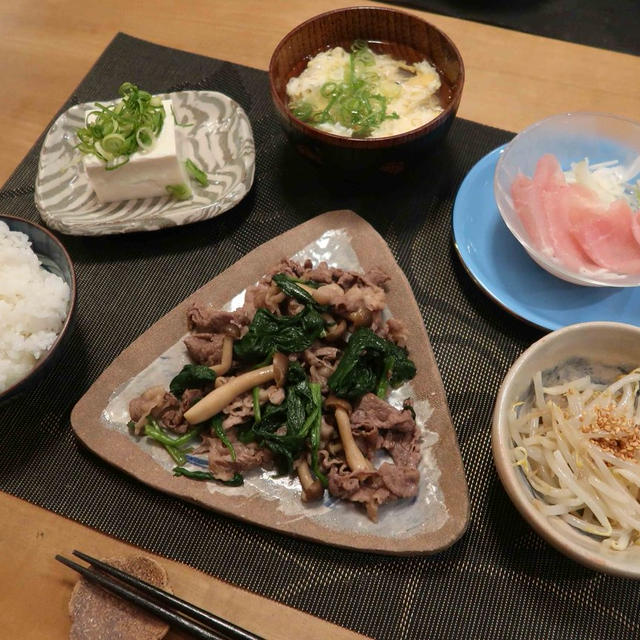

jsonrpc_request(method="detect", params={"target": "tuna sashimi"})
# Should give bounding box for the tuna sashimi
[511,174,545,248]
[511,152,640,277]
[571,199,640,274]
[540,187,598,272]
[512,155,571,254]
[632,211,640,249]
[533,153,566,192]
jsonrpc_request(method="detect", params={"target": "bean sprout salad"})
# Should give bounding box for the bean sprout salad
[509,367,640,550]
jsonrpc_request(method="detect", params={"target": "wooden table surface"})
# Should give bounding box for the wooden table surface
[0,1,638,638]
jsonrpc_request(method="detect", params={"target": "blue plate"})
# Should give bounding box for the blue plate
[452,145,640,332]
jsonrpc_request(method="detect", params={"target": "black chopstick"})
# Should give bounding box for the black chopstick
[56,553,263,640]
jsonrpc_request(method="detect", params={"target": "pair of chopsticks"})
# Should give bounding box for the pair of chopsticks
[56,550,264,640]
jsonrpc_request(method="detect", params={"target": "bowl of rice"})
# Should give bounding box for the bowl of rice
[0,214,75,404]
[269,6,464,174]
[493,322,640,577]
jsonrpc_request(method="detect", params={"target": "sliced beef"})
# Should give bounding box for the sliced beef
[302,261,334,284]
[351,393,419,464]
[207,433,273,482]
[183,333,225,366]
[129,387,187,434]
[327,462,419,521]
[380,429,421,467]
[362,267,390,289]
[336,267,390,291]
[377,463,420,498]
[129,386,166,433]
[379,317,409,347]
[181,388,204,411]
[187,305,248,335]
[303,345,340,391]
[243,282,285,318]
[337,284,386,314]
[221,383,285,429]
[352,393,416,433]
[265,258,305,279]
[336,271,357,290]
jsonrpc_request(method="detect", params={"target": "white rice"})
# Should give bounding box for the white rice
[0,221,70,392]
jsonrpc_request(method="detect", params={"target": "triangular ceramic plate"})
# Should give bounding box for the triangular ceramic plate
[71,210,469,554]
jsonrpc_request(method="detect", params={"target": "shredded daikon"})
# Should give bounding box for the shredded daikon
[509,367,640,549]
[564,157,640,210]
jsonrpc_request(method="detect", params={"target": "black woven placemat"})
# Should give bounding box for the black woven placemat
[2,33,639,640]
[383,0,640,56]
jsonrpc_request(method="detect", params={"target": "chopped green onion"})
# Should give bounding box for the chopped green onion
[75,82,166,168]
[320,82,338,98]
[185,159,208,187]
[136,126,154,149]
[165,183,192,200]
[288,41,399,138]
[101,133,127,155]
[105,157,130,171]
[290,101,313,121]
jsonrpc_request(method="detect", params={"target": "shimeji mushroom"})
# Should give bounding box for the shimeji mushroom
[299,283,372,328]
[346,307,372,328]
[184,352,289,424]
[322,313,346,341]
[296,459,324,502]
[325,395,373,473]
[299,282,344,305]
[211,335,234,375]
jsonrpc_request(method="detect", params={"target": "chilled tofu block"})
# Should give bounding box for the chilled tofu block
[84,100,187,203]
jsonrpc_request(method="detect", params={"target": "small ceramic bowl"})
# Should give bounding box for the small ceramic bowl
[494,112,640,287]
[0,214,76,404]
[493,322,640,577]
[269,6,464,174]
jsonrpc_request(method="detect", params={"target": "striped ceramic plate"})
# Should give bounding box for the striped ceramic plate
[35,91,255,235]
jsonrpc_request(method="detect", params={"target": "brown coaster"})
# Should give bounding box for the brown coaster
[69,555,171,640]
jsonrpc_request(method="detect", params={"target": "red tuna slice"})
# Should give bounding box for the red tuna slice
[540,186,599,272]
[512,154,569,253]
[533,153,566,191]
[511,173,546,249]
[572,198,640,274]
[631,210,640,248]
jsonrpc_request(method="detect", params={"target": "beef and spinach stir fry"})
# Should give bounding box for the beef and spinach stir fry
[128,259,421,521]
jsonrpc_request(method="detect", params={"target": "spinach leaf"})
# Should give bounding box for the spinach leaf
[238,363,323,476]
[233,306,325,363]
[309,382,328,487]
[169,364,216,398]
[328,328,416,400]
[143,417,204,466]
[212,413,236,462]
[172,467,243,486]
[272,274,327,311]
